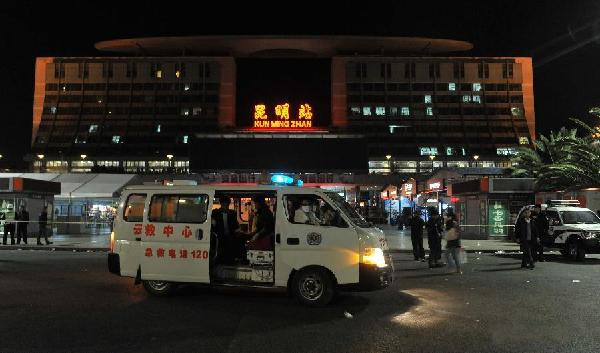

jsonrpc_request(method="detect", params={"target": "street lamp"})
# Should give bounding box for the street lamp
[166,154,174,171]
[473,155,480,160]
[429,155,436,160]
[36,154,45,173]
[385,155,392,160]
[80,154,87,160]
[37,154,45,160]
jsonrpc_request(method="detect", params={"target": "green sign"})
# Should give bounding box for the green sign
[488,200,508,236]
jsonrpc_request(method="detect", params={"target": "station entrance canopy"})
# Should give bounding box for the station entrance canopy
[190,133,368,173]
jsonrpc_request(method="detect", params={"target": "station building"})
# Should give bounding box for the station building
[31,35,534,180]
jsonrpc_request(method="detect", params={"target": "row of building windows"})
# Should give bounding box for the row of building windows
[367,160,516,174]
[35,134,191,145]
[410,146,518,156]
[46,82,219,92]
[44,106,214,116]
[348,94,523,104]
[46,94,213,104]
[54,62,211,80]
[356,62,514,79]
[347,82,522,92]
[39,160,191,173]
[349,106,524,117]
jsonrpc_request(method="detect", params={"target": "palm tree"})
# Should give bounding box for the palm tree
[511,114,600,191]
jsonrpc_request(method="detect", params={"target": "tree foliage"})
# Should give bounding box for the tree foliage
[511,113,600,191]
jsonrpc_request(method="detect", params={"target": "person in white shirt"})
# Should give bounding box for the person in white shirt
[294,199,320,225]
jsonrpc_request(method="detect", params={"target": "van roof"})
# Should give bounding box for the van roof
[121,184,322,193]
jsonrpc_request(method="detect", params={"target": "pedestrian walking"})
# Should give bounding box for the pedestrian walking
[37,208,52,245]
[515,209,539,269]
[425,208,444,268]
[409,212,426,261]
[444,213,462,274]
[532,204,549,262]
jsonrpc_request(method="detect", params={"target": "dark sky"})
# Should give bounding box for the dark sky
[1,1,599,168]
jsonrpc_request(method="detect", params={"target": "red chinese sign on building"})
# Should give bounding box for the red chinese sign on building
[253,103,313,129]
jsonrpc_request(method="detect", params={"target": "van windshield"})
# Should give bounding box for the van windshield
[325,192,371,228]
[559,210,600,224]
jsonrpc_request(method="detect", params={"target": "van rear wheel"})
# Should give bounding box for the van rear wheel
[292,267,335,307]
[143,280,175,297]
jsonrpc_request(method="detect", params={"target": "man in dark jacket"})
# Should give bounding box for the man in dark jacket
[532,204,549,262]
[37,209,52,245]
[16,206,29,245]
[515,209,539,269]
[409,212,426,261]
[425,208,444,268]
[211,196,240,264]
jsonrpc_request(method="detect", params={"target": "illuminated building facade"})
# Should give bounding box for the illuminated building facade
[31,36,535,176]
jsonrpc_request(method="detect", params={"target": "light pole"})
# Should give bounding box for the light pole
[37,154,45,173]
[166,154,173,172]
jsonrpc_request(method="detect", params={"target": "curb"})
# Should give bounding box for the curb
[0,246,108,252]
[388,249,521,254]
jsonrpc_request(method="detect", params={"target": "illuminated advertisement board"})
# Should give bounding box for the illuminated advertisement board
[253,103,313,129]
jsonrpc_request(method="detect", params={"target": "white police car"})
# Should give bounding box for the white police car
[516,200,600,261]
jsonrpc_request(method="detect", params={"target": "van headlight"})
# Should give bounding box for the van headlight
[362,247,388,268]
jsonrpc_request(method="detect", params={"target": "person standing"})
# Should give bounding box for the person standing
[211,196,240,264]
[532,204,549,262]
[445,214,462,274]
[16,205,29,245]
[37,208,52,245]
[515,209,538,269]
[425,208,444,268]
[409,212,426,261]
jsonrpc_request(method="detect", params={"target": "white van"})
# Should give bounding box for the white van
[108,184,393,306]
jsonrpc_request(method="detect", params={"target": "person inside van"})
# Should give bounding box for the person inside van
[244,195,275,251]
[294,198,320,225]
[211,196,240,264]
[320,205,337,226]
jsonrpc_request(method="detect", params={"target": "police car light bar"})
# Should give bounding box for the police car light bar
[548,200,580,207]
[270,174,303,187]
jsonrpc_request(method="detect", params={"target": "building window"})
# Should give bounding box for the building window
[389,107,398,117]
[175,63,186,79]
[453,63,464,79]
[448,82,456,91]
[424,95,432,104]
[182,135,189,144]
[511,107,523,116]
[78,63,89,79]
[428,63,440,78]
[50,106,57,114]
[497,147,516,155]
[426,107,433,116]
[156,124,161,133]
[446,147,466,156]
[192,107,202,116]
[112,135,121,144]
[472,95,482,104]
[502,63,514,78]
[462,95,472,103]
[380,63,391,78]
[519,137,530,145]
[477,63,489,79]
[419,147,438,156]
[181,108,190,116]
[355,63,367,78]
[375,106,386,116]
[102,63,113,78]
[405,63,416,79]
[89,124,98,133]
[184,83,190,91]
[473,83,482,91]
[350,106,361,116]
[126,63,137,78]
[74,137,86,144]
[401,106,410,116]
[152,63,163,79]
[362,107,372,116]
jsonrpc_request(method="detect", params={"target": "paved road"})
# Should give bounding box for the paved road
[1,251,600,353]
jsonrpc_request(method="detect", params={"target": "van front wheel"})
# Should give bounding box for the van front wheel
[143,280,175,297]
[292,267,335,307]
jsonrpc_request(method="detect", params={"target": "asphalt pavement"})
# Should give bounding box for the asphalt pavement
[1,250,600,353]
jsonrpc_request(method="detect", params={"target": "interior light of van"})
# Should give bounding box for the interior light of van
[362,247,388,268]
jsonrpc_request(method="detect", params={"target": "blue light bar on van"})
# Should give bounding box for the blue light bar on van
[296,179,304,187]
[271,174,294,185]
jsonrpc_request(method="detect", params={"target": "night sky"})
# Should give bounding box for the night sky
[1,1,599,168]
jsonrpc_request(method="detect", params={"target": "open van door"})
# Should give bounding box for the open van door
[139,190,214,283]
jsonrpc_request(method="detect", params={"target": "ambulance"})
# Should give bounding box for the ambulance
[107,178,393,306]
